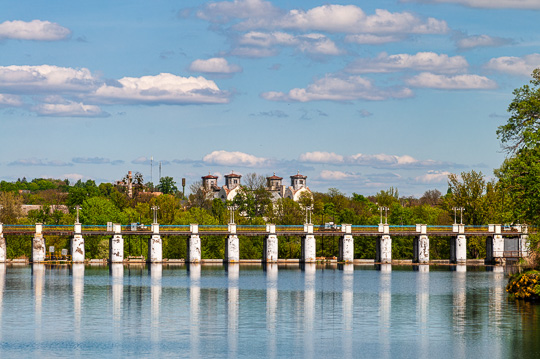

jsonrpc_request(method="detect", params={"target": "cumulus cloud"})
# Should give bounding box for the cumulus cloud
[454,33,513,50]
[0,65,231,114]
[203,150,271,167]
[0,20,71,41]
[262,75,413,102]
[189,58,242,74]
[72,157,117,164]
[406,72,497,89]
[32,100,107,117]
[402,0,540,9]
[234,4,448,34]
[298,151,456,169]
[8,158,73,167]
[319,170,361,181]
[237,31,342,56]
[0,94,23,107]
[485,54,540,76]
[299,151,344,164]
[414,170,452,184]
[197,0,282,23]
[346,52,468,74]
[345,34,402,44]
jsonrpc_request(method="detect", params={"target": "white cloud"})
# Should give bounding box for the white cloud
[236,5,448,34]
[0,20,71,41]
[189,58,242,74]
[402,0,540,9]
[262,75,413,102]
[319,170,361,181]
[0,94,23,107]
[346,52,468,74]
[62,173,86,182]
[299,151,344,164]
[237,31,341,56]
[455,34,513,50]
[94,73,230,104]
[230,47,279,58]
[8,158,72,167]
[197,0,282,23]
[32,100,106,117]
[485,54,540,76]
[345,34,402,44]
[0,65,99,94]
[203,150,270,167]
[414,170,452,184]
[406,72,497,89]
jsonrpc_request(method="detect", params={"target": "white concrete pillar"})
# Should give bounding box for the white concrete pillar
[414,224,429,263]
[486,224,503,264]
[187,224,201,263]
[226,223,239,262]
[451,224,466,263]
[520,225,529,258]
[339,224,354,263]
[32,223,46,262]
[264,224,278,263]
[0,224,6,262]
[71,223,85,263]
[376,224,391,263]
[301,224,316,263]
[109,224,124,263]
[147,223,162,263]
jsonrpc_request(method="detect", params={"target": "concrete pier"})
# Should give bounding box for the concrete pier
[226,223,239,262]
[339,224,354,263]
[147,223,162,263]
[301,224,316,263]
[32,223,46,262]
[450,224,467,263]
[413,224,429,263]
[519,225,529,258]
[376,224,391,263]
[264,224,278,263]
[187,224,201,263]
[109,224,123,263]
[486,224,504,264]
[71,223,85,263]
[0,224,6,262]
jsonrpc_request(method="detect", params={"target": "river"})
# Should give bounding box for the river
[0,263,538,358]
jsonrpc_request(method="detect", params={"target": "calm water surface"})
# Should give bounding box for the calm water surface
[0,263,538,358]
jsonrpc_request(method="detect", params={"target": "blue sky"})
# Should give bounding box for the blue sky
[1,0,539,196]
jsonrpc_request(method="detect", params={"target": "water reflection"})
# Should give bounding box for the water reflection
[266,264,278,359]
[72,263,84,343]
[110,263,124,355]
[379,264,391,359]
[0,263,5,341]
[32,263,45,349]
[227,263,239,358]
[489,266,505,359]
[304,263,316,357]
[417,264,429,359]
[189,263,201,358]
[150,264,162,346]
[342,264,354,358]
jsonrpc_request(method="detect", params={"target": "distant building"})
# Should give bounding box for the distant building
[201,171,311,203]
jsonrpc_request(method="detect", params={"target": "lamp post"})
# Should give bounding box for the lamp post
[74,205,81,224]
[453,207,465,224]
[378,206,389,225]
[227,205,237,224]
[151,206,159,224]
[305,205,313,224]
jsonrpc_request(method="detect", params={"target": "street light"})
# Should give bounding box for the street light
[378,206,389,225]
[151,206,159,224]
[74,205,81,224]
[452,207,464,225]
[305,205,313,224]
[227,205,237,224]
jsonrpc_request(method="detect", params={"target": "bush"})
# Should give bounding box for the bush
[506,271,540,301]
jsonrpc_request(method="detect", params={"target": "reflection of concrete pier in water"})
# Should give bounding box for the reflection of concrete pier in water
[227,263,239,357]
[188,263,201,358]
[150,263,162,346]
[265,263,278,359]
[416,264,429,359]
[452,264,467,358]
[32,263,45,353]
[72,263,85,343]
[379,263,391,359]
[303,263,316,357]
[341,264,354,358]
[110,263,124,356]
[0,263,5,341]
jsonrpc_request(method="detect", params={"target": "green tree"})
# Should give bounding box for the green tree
[79,197,126,225]
[497,68,540,154]
[0,192,23,223]
[157,176,178,195]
